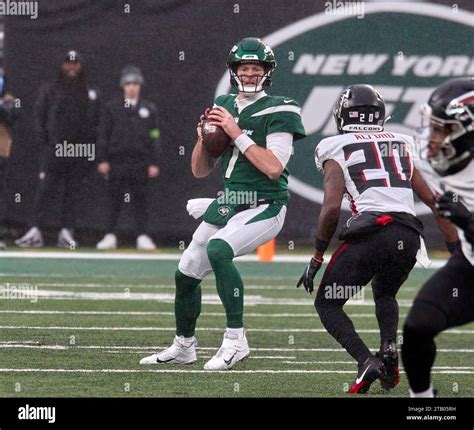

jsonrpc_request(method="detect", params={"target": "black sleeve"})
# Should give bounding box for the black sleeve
[148,103,161,166]
[96,103,113,163]
[465,217,474,246]
[89,90,101,145]
[34,84,51,147]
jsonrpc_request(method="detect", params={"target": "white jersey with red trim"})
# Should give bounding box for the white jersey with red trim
[315,132,416,216]
[415,129,474,265]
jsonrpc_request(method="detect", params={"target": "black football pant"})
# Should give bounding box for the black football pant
[402,250,474,393]
[106,171,149,236]
[315,223,420,365]
[31,158,88,230]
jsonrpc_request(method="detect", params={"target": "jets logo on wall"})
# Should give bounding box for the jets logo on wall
[215,3,473,214]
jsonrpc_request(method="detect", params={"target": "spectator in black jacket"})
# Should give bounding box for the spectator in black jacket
[96,66,160,250]
[0,69,20,249]
[15,50,100,248]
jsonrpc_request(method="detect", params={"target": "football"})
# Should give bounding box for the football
[201,109,232,158]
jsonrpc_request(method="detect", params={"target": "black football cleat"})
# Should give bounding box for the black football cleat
[349,356,384,394]
[377,340,400,390]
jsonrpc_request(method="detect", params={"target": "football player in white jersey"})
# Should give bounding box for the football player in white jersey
[402,77,474,398]
[297,84,458,394]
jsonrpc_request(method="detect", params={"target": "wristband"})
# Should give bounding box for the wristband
[234,133,256,154]
[315,237,329,253]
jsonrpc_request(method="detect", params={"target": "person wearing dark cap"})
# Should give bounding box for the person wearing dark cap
[0,68,20,249]
[96,66,160,250]
[15,50,100,248]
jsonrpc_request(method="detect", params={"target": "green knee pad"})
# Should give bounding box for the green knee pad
[207,238,234,266]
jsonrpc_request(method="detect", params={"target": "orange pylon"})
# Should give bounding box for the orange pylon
[257,239,275,262]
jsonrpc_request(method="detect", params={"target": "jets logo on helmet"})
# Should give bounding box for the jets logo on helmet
[227,37,277,93]
[427,77,474,176]
[333,84,386,134]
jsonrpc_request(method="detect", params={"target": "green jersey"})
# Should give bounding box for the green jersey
[214,93,306,204]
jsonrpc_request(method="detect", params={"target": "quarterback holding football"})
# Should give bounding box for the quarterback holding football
[140,37,305,370]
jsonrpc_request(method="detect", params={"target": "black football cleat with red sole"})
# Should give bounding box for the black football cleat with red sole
[377,340,400,390]
[349,356,385,394]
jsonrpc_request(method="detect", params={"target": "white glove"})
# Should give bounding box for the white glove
[416,237,432,269]
[186,198,214,219]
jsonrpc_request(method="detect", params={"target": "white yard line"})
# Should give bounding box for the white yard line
[1,325,473,334]
[0,273,153,279]
[0,273,431,284]
[0,368,471,375]
[0,252,183,261]
[0,289,415,307]
[0,344,67,350]
[431,366,474,370]
[0,310,179,316]
[1,342,473,354]
[101,352,297,359]
[4,283,305,291]
[0,281,423,292]
[0,282,422,296]
[0,340,42,344]
[0,250,448,268]
[0,310,397,318]
[283,361,474,370]
[284,361,354,364]
[0,368,356,374]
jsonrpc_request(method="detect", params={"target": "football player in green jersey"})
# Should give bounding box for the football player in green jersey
[140,37,305,370]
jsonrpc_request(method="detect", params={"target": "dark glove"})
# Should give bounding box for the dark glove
[296,257,323,294]
[445,239,462,254]
[465,225,474,246]
[436,191,473,230]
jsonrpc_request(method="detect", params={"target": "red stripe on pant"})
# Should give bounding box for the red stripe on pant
[318,242,349,292]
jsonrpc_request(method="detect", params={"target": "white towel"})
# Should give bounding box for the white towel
[416,237,432,268]
[186,198,214,219]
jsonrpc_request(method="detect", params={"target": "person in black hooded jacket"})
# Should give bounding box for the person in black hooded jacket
[96,66,161,250]
[15,50,100,248]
